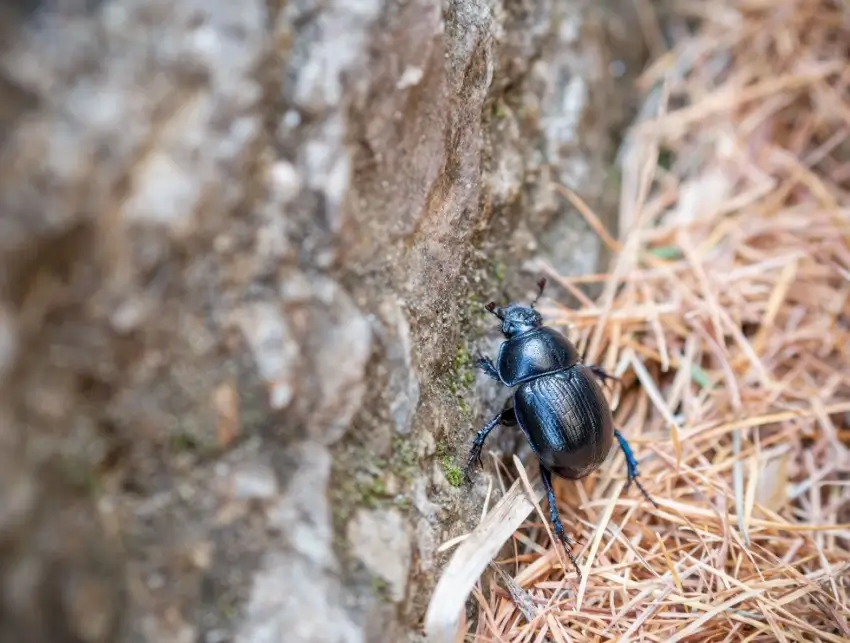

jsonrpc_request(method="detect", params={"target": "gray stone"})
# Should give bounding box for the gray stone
[347,508,413,602]
[228,464,279,502]
[235,552,363,643]
[266,442,336,570]
[374,298,420,436]
[230,302,300,411]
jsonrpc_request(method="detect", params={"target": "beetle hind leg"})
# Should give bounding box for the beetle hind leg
[614,430,659,508]
[539,464,582,579]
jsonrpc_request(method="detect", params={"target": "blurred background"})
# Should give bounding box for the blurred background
[0,1,848,642]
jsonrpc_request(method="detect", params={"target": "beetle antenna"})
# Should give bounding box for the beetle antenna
[484,302,504,320]
[530,277,547,308]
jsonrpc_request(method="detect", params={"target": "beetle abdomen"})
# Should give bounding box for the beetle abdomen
[513,365,614,480]
[497,326,580,386]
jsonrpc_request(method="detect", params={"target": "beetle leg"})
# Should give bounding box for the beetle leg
[539,464,582,579]
[588,365,620,389]
[475,355,501,382]
[463,408,515,481]
[614,430,659,508]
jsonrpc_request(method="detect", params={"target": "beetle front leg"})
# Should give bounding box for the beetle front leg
[614,430,658,508]
[475,354,500,382]
[463,407,515,481]
[539,464,582,579]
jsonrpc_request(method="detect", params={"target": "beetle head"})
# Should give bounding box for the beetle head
[492,304,542,337]
[485,277,547,338]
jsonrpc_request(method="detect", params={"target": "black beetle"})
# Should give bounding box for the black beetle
[464,278,656,575]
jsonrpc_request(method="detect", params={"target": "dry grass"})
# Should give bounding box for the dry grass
[426,1,850,641]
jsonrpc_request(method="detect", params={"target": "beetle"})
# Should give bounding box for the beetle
[463,277,656,575]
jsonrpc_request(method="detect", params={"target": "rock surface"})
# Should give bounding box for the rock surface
[0,0,645,641]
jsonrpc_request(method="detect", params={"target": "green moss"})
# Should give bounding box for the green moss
[371,576,390,599]
[441,455,464,488]
[493,261,506,282]
[457,344,472,368]
[333,471,388,520]
[214,589,240,619]
[448,344,475,395]
[170,432,200,453]
[331,441,405,527]
[390,435,417,476]
[360,472,397,509]
[367,477,386,499]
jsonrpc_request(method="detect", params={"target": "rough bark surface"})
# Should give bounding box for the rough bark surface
[0,1,645,642]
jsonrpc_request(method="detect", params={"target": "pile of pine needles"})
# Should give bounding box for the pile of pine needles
[427,1,850,641]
